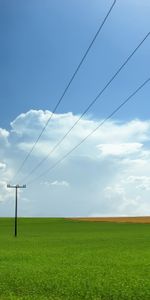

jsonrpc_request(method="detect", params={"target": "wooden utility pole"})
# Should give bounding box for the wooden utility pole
[7,184,26,237]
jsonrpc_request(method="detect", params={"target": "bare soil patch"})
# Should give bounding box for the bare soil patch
[69,216,150,224]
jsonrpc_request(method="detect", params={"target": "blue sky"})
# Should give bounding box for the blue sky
[0,0,150,128]
[0,0,150,217]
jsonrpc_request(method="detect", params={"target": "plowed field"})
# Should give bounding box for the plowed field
[70,216,150,223]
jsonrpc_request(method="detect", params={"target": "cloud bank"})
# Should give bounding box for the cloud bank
[1,109,150,217]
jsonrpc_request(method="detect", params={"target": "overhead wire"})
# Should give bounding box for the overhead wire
[27,77,150,186]
[11,0,117,183]
[22,32,150,183]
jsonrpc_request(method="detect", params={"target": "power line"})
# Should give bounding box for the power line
[22,32,150,183]
[12,0,116,183]
[27,77,150,186]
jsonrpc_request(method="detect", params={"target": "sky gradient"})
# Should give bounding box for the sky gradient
[0,0,150,217]
[0,0,150,127]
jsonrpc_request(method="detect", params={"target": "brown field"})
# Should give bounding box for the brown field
[69,216,150,224]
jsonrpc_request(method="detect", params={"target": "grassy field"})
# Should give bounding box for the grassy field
[0,218,150,300]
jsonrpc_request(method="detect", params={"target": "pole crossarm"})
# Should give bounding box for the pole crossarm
[7,184,26,189]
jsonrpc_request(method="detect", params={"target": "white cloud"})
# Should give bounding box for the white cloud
[0,162,6,170]
[51,180,69,187]
[0,128,9,147]
[1,109,150,216]
[124,175,150,191]
[0,128,9,139]
[42,180,70,187]
[97,143,143,157]
[0,180,14,202]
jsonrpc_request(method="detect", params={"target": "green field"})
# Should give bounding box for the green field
[0,218,150,300]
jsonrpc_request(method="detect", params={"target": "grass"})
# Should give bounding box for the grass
[0,218,150,299]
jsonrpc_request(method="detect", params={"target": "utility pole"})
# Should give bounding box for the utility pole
[7,184,26,237]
